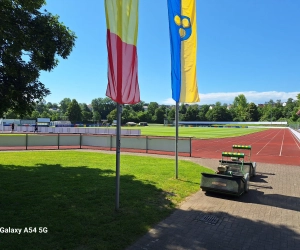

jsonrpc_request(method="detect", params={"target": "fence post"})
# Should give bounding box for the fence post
[110,135,112,151]
[80,133,82,149]
[190,137,192,157]
[58,133,60,149]
[26,133,28,150]
[146,136,148,153]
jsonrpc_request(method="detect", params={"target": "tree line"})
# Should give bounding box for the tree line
[3,94,300,125]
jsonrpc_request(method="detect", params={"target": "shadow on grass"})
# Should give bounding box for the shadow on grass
[126,209,300,250]
[0,163,174,250]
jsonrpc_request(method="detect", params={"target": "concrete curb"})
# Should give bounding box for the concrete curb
[289,127,300,142]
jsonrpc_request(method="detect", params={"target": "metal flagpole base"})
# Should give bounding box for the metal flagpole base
[115,103,122,210]
[175,101,179,179]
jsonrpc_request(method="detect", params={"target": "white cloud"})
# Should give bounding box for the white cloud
[161,91,299,105]
[162,98,176,105]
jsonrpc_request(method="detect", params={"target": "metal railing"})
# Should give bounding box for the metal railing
[0,133,192,156]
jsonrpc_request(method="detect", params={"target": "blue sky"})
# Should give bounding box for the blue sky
[40,0,300,105]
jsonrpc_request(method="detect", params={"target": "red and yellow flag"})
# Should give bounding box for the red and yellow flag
[105,0,140,104]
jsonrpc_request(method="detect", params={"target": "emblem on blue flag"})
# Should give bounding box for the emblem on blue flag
[173,15,192,41]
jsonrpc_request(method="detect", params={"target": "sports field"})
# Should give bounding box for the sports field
[1,127,299,165]
[0,126,265,139]
[127,126,266,138]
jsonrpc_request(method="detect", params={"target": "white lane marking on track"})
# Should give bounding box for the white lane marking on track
[212,130,277,152]
[256,129,282,155]
[206,129,275,145]
[279,129,285,156]
[212,131,277,154]
[194,129,278,152]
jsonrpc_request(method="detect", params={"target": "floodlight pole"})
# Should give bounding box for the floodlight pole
[175,101,179,179]
[115,103,122,210]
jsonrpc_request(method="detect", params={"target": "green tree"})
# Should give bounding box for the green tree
[92,111,101,124]
[147,102,159,116]
[52,103,59,109]
[283,98,296,119]
[31,111,40,120]
[259,99,284,122]
[198,105,209,121]
[66,99,82,124]
[120,108,131,124]
[131,101,145,112]
[137,111,152,123]
[154,107,165,124]
[128,111,138,123]
[0,0,76,117]
[184,105,199,121]
[231,94,248,121]
[35,100,47,114]
[80,103,92,123]
[206,105,232,121]
[50,112,60,121]
[40,111,51,118]
[296,94,300,119]
[290,106,300,122]
[102,97,116,118]
[91,97,116,120]
[215,102,222,107]
[246,103,259,121]
[3,109,18,119]
[107,109,117,124]
[297,93,300,107]
[59,98,72,114]
[46,102,53,109]
[167,108,175,121]
[179,104,187,115]
[272,106,283,121]
[259,100,275,121]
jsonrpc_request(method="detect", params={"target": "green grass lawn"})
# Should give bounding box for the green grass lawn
[127,126,266,138]
[0,151,214,250]
[1,126,266,139]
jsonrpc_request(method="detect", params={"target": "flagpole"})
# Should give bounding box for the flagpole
[175,101,179,179]
[115,103,122,210]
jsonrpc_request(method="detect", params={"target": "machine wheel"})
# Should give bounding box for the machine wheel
[252,162,257,177]
[244,173,250,193]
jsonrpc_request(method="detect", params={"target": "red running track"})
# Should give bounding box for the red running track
[192,128,300,166]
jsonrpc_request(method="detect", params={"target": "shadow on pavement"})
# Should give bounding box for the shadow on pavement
[127,209,300,250]
[204,190,300,212]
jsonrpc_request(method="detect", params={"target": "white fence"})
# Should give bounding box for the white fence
[1,125,141,135]
[178,121,288,125]
[0,134,192,155]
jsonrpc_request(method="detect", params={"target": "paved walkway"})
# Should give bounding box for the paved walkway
[123,154,300,250]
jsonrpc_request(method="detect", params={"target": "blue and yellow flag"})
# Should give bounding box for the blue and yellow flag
[167,0,199,103]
